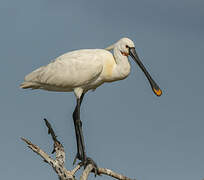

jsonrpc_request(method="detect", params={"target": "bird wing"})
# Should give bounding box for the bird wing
[22,49,104,89]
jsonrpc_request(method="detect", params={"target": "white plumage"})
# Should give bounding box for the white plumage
[20,37,162,168]
[20,37,162,98]
[20,38,136,98]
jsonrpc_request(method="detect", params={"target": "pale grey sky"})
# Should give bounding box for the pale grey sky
[0,0,204,180]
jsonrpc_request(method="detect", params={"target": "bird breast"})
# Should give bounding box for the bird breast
[102,56,131,82]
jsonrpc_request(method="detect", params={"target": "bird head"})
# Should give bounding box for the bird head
[115,38,135,56]
[105,37,162,97]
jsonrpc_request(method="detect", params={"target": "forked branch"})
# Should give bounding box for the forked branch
[21,119,135,180]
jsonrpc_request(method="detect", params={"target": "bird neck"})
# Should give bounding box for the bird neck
[112,47,131,79]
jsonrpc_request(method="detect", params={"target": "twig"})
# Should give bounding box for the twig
[21,137,54,164]
[44,118,60,154]
[98,168,133,180]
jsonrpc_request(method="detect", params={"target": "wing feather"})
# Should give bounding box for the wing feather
[20,49,104,90]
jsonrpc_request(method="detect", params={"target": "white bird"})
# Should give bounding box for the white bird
[20,37,162,172]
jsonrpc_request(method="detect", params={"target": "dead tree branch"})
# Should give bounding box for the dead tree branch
[21,119,135,180]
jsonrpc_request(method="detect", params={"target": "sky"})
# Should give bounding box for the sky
[0,0,204,180]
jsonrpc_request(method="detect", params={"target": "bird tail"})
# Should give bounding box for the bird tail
[20,81,40,89]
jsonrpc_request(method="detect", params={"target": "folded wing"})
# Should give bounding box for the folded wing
[20,49,104,91]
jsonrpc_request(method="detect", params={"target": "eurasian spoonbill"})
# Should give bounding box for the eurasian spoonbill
[20,37,162,172]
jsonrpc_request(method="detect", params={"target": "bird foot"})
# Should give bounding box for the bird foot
[74,156,98,177]
[83,157,98,177]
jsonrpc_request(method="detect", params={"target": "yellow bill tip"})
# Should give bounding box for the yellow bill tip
[153,88,162,96]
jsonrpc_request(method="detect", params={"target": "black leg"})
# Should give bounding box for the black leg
[73,93,86,163]
[72,93,98,176]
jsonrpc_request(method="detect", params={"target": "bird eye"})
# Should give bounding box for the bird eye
[126,45,129,49]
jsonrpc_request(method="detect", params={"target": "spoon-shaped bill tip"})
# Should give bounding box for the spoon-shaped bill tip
[153,88,162,96]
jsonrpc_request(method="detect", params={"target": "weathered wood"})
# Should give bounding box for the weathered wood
[21,137,76,180]
[98,168,133,180]
[21,119,135,180]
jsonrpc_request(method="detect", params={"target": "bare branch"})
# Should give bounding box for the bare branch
[80,164,93,180]
[44,118,58,142]
[21,137,54,164]
[79,164,134,180]
[21,119,135,180]
[44,118,60,154]
[21,119,80,180]
[98,168,134,180]
[21,136,75,180]
[70,164,82,176]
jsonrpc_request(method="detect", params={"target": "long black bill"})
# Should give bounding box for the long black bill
[129,47,162,96]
